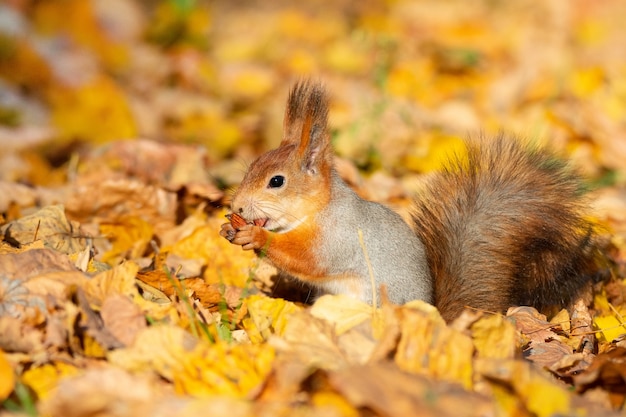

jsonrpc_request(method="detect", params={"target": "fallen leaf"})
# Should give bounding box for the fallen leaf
[168,215,256,287]
[21,361,80,400]
[37,367,157,417]
[395,301,474,389]
[1,205,87,255]
[0,181,38,213]
[0,316,44,353]
[83,261,139,306]
[109,324,274,398]
[574,347,626,408]
[0,349,15,401]
[0,247,78,281]
[507,306,574,368]
[471,313,518,360]
[273,311,353,371]
[99,215,154,264]
[65,179,178,238]
[309,294,375,335]
[477,359,572,417]
[242,294,301,343]
[327,362,494,417]
[75,288,124,351]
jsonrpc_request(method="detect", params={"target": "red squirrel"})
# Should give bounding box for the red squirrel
[220,81,598,321]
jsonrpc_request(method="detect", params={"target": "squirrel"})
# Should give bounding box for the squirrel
[219,81,600,322]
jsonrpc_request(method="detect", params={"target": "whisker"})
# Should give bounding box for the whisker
[233,156,252,174]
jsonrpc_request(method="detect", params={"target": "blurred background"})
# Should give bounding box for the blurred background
[0,0,625,188]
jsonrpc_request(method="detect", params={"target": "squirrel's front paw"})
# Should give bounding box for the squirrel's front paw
[220,223,237,242]
[230,224,268,251]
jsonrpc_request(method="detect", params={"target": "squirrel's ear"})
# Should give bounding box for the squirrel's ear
[299,117,329,175]
[282,81,332,175]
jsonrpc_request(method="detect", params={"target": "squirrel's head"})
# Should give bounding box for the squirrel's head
[231,81,333,233]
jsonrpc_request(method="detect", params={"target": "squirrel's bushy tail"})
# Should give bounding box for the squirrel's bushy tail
[412,136,600,321]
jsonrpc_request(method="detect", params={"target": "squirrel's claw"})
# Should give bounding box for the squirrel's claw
[220,223,237,242]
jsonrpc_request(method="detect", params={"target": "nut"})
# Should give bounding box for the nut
[228,213,248,229]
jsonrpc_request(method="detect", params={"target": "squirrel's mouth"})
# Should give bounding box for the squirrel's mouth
[254,218,268,228]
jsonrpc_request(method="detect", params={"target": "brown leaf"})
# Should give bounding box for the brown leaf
[0,315,44,353]
[524,339,573,368]
[65,178,177,236]
[0,181,38,213]
[570,299,595,355]
[136,267,243,308]
[76,288,124,350]
[507,306,573,368]
[101,293,147,347]
[327,362,494,417]
[1,205,87,255]
[0,248,78,280]
[38,367,158,417]
[574,347,626,409]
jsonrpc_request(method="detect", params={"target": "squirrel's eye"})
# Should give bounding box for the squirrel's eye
[268,175,285,188]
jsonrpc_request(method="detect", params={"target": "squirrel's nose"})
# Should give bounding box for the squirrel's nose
[230,202,243,214]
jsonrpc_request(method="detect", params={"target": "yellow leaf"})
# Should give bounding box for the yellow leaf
[310,294,376,335]
[478,359,572,417]
[594,314,626,343]
[164,103,242,157]
[404,133,466,173]
[311,391,359,417]
[575,19,608,46]
[568,67,605,97]
[33,0,129,70]
[0,36,53,89]
[170,212,255,287]
[145,1,211,49]
[490,383,522,417]
[174,340,274,397]
[593,291,611,314]
[228,67,275,101]
[48,75,136,144]
[323,40,369,75]
[284,48,319,75]
[395,303,474,389]
[108,325,197,379]
[523,369,571,417]
[471,314,517,359]
[108,325,274,398]
[21,362,80,400]
[0,350,15,401]
[386,60,434,103]
[550,309,571,334]
[242,294,302,343]
[83,334,108,358]
[84,261,140,306]
[276,10,343,45]
[99,216,154,264]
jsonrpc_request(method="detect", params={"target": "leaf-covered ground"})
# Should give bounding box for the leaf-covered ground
[1,1,626,416]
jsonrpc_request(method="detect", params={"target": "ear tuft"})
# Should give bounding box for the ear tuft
[282,80,332,175]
